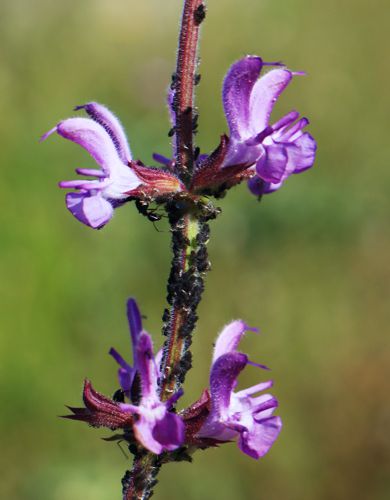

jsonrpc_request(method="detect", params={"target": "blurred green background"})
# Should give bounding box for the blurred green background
[1,0,389,498]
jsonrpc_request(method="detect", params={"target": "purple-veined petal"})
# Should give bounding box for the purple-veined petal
[209,352,247,414]
[75,102,132,163]
[65,192,113,229]
[213,320,258,363]
[249,69,293,134]
[256,144,288,183]
[135,332,159,400]
[238,415,282,459]
[223,56,263,140]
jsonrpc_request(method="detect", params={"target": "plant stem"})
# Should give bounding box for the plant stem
[122,453,160,500]
[174,0,205,185]
[122,2,208,498]
[159,203,210,399]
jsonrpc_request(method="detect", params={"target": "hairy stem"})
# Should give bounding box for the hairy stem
[159,203,210,399]
[122,453,160,500]
[174,0,205,184]
[123,2,208,498]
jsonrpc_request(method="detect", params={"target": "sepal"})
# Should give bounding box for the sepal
[127,161,185,198]
[191,136,253,196]
[63,379,133,430]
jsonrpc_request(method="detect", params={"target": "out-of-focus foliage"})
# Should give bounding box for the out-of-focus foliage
[1,0,389,499]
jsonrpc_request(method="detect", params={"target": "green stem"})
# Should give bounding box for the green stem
[159,205,209,399]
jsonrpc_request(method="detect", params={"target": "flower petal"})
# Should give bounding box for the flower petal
[209,352,248,414]
[65,192,113,229]
[235,381,274,398]
[109,347,135,394]
[223,140,264,169]
[135,332,159,400]
[152,412,185,451]
[256,144,289,183]
[249,69,293,134]
[223,56,263,140]
[213,320,257,363]
[132,414,164,454]
[288,132,317,173]
[238,415,282,459]
[126,298,143,365]
[247,175,266,196]
[56,117,126,176]
[261,180,284,194]
[75,102,132,163]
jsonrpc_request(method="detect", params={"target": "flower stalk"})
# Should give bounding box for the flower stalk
[173,0,205,184]
[122,453,161,500]
[159,200,214,400]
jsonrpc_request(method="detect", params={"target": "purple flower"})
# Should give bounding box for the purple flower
[110,298,183,454]
[41,103,184,229]
[222,56,316,195]
[66,298,184,455]
[197,320,282,459]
